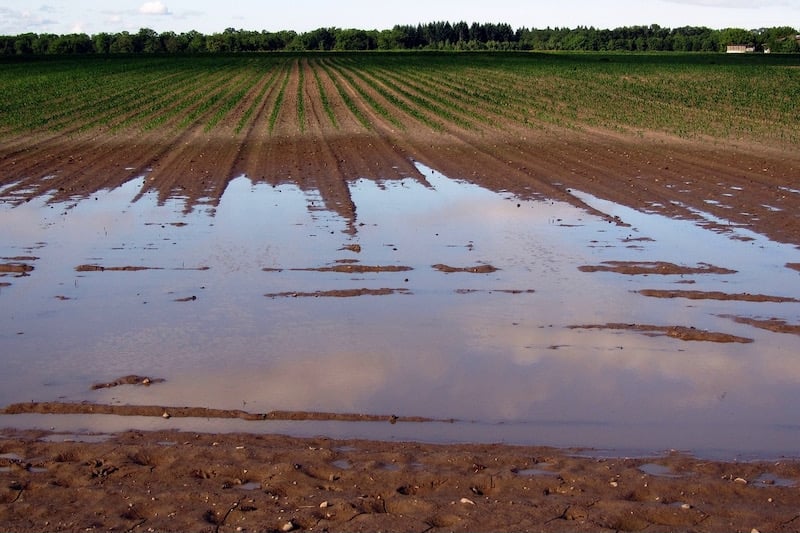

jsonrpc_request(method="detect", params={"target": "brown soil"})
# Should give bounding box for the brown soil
[3,61,800,248]
[1,403,440,424]
[455,289,536,294]
[90,376,166,391]
[75,265,210,272]
[288,265,414,273]
[2,428,799,533]
[719,315,800,336]
[265,288,411,298]
[569,323,754,343]
[3,57,800,532]
[636,289,799,303]
[578,261,737,276]
[0,263,34,274]
[432,264,500,274]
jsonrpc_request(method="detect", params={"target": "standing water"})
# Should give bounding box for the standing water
[1,162,799,458]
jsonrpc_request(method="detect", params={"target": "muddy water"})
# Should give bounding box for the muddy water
[1,164,799,457]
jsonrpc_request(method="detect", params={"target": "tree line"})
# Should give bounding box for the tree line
[2,23,798,55]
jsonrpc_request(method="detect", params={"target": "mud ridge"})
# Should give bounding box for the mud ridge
[569,323,754,343]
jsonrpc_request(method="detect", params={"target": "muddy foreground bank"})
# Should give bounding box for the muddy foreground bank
[1,427,799,532]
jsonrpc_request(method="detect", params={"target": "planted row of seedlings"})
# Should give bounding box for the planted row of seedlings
[309,60,338,129]
[235,58,288,135]
[140,65,241,132]
[1,53,797,146]
[315,59,373,130]
[328,58,441,131]
[268,59,293,134]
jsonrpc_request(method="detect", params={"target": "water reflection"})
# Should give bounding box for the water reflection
[1,163,799,457]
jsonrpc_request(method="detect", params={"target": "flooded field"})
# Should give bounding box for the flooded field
[2,162,800,457]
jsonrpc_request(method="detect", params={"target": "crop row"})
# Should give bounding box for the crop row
[0,53,796,146]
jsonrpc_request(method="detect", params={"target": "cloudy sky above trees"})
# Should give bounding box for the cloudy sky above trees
[0,0,797,35]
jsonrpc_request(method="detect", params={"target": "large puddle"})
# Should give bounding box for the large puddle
[2,163,800,458]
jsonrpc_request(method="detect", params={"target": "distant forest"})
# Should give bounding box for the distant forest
[2,22,799,55]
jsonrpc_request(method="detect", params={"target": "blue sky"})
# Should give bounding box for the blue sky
[1,0,797,35]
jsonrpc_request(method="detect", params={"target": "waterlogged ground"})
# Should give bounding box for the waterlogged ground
[2,163,800,457]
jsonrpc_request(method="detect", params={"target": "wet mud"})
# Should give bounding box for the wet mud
[2,429,800,533]
[578,261,737,275]
[265,288,411,298]
[432,263,499,274]
[570,323,754,343]
[636,289,799,303]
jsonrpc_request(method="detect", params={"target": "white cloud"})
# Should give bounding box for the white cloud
[663,0,788,7]
[138,1,170,15]
[0,6,57,33]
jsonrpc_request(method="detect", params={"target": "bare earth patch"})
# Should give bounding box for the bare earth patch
[719,315,800,336]
[0,263,34,274]
[265,288,411,298]
[1,428,799,532]
[569,323,753,343]
[1,402,441,423]
[75,264,209,272]
[432,263,499,274]
[287,265,413,273]
[455,288,536,294]
[90,375,166,390]
[578,261,737,275]
[75,264,162,272]
[636,289,799,303]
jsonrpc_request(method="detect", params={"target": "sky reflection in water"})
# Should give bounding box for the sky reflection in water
[1,163,799,457]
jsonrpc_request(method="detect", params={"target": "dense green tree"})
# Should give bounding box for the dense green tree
[49,33,92,54]
[717,27,756,50]
[334,29,377,50]
[761,26,800,52]
[93,32,112,54]
[1,23,797,54]
[109,31,134,53]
